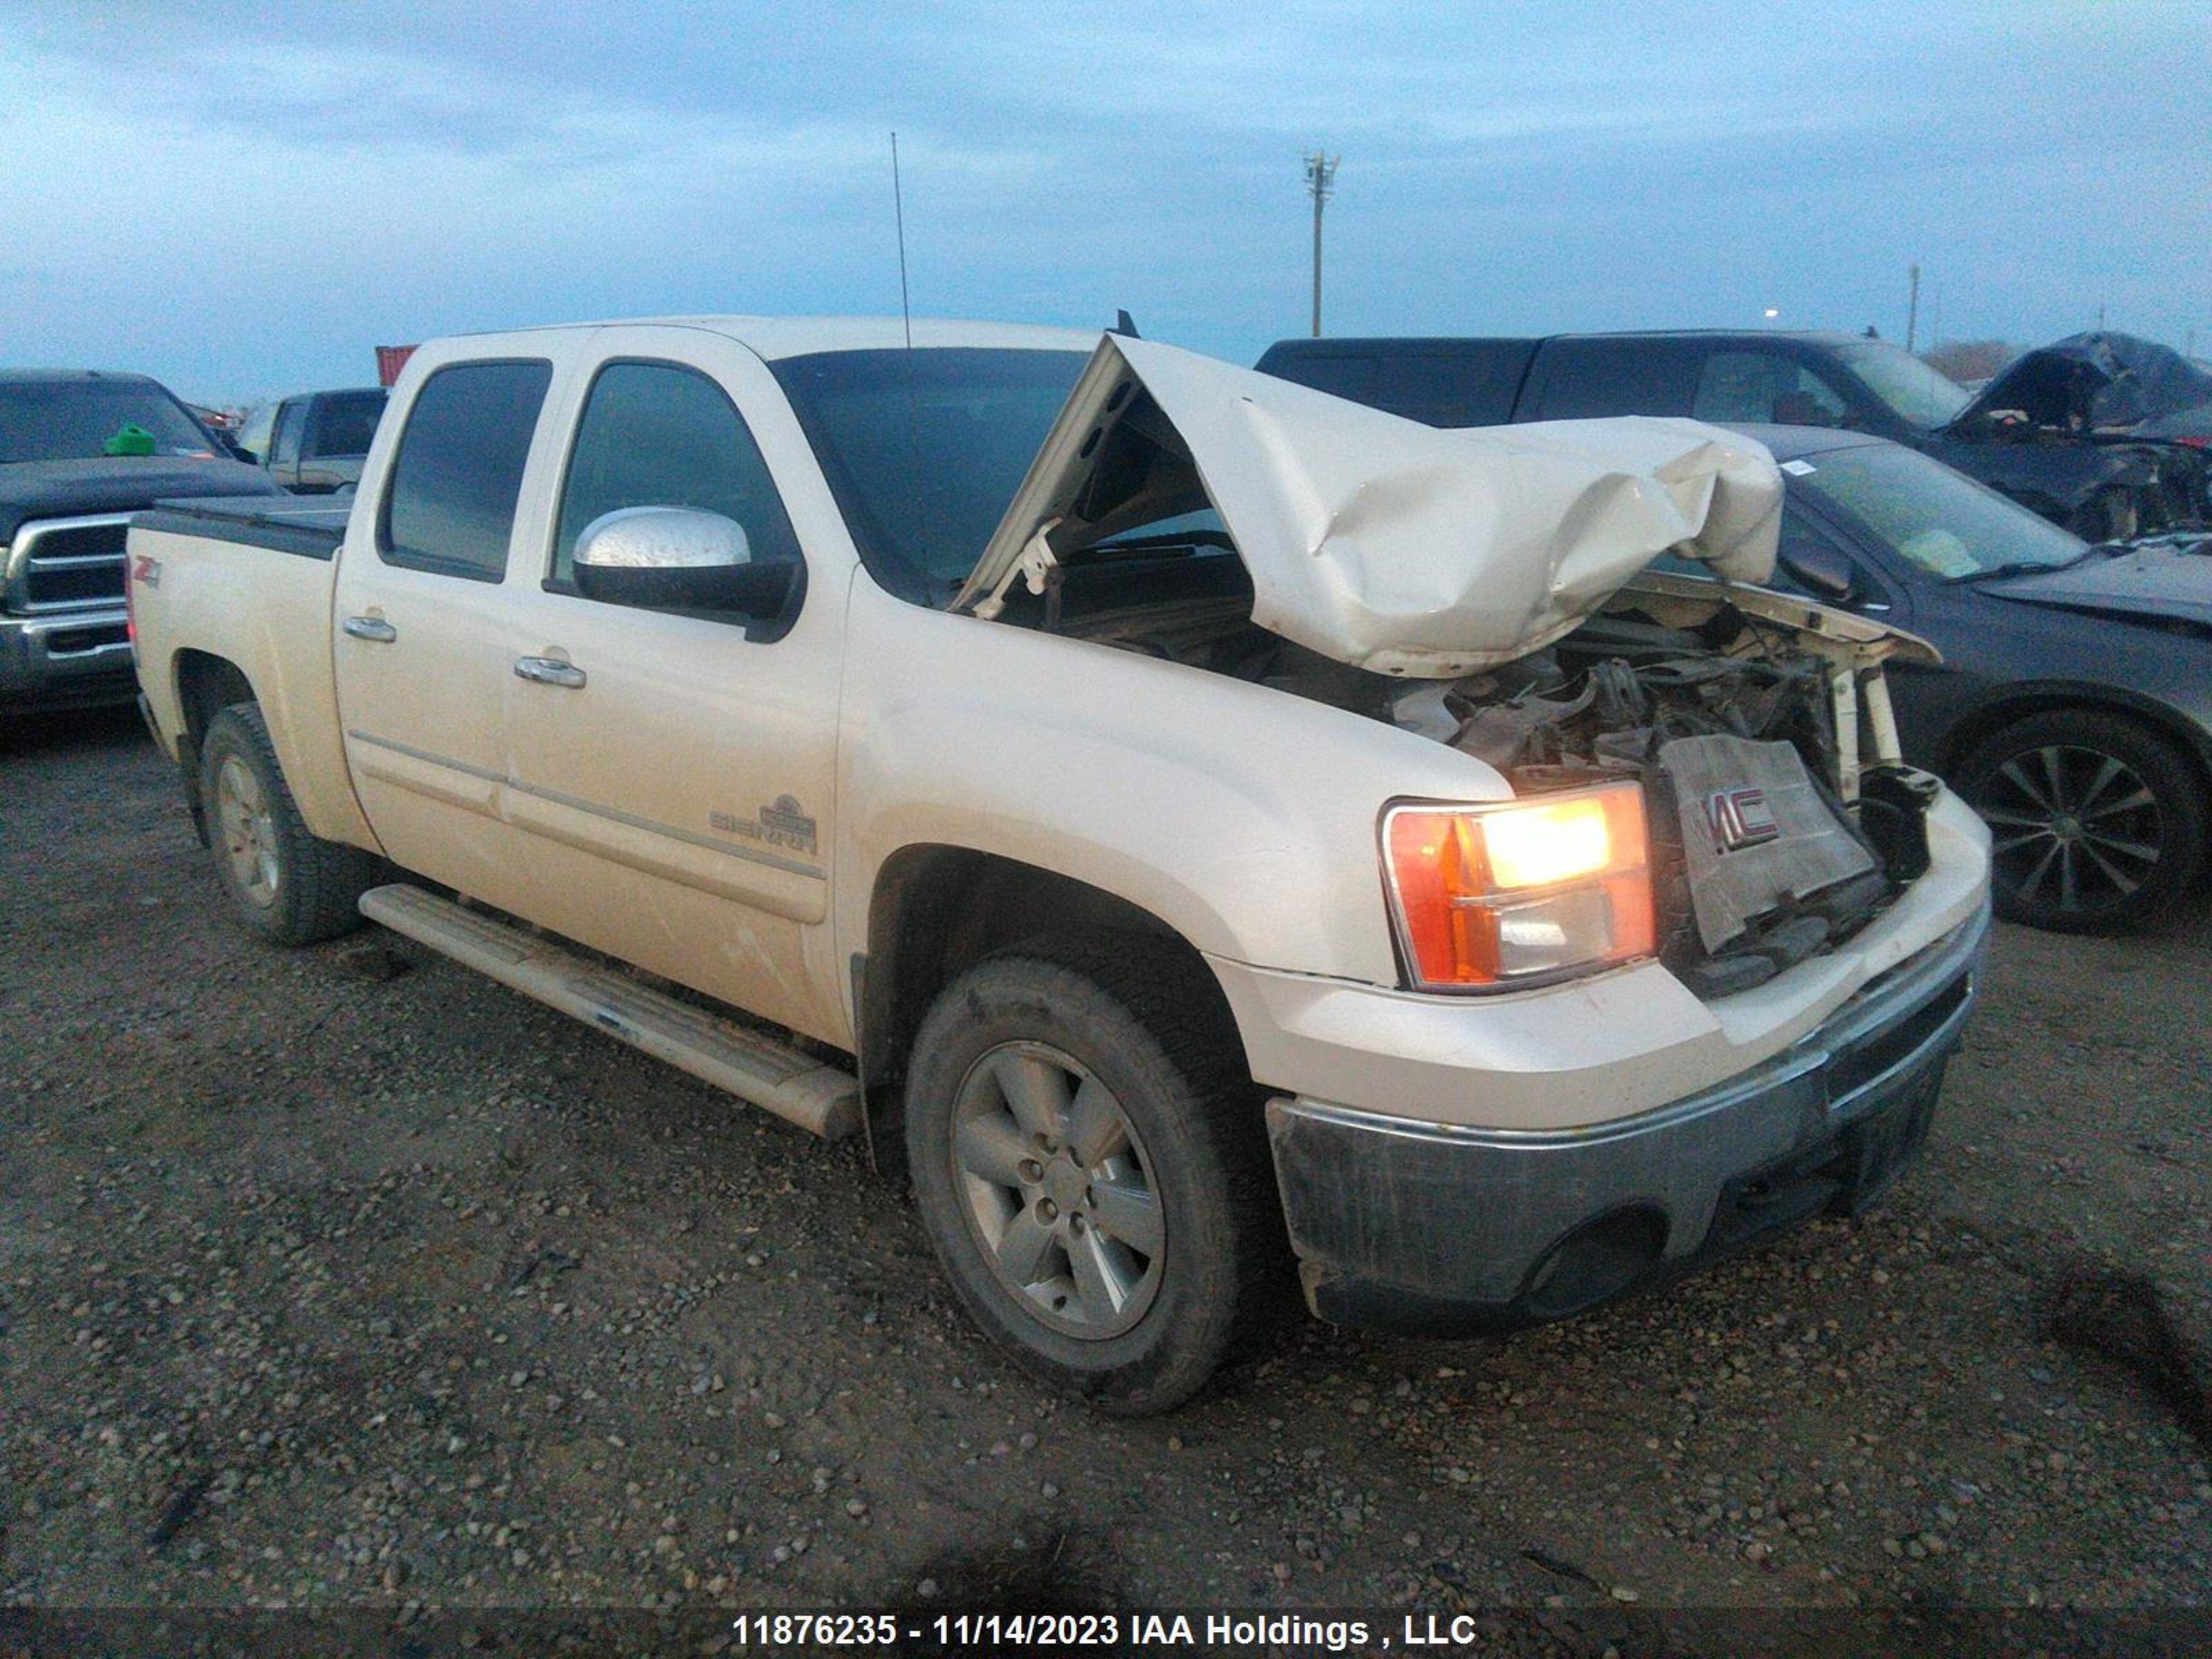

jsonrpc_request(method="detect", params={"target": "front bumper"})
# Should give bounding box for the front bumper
[1266,903,1989,1334]
[0,608,135,709]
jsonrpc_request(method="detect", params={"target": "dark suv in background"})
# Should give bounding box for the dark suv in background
[1257,330,2208,542]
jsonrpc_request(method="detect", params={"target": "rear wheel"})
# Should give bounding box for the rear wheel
[903,936,1285,1414]
[199,703,378,944]
[1956,709,2206,933]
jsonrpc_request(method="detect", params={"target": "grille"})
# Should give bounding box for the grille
[12,516,131,611]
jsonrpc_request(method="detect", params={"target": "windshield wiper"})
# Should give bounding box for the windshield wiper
[1074,529,1235,561]
[1954,550,2095,583]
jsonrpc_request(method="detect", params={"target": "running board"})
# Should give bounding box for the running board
[358,884,861,1139]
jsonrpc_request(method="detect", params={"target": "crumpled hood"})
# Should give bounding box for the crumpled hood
[1979,548,2212,627]
[0,456,281,542]
[1956,330,2212,434]
[960,335,1782,677]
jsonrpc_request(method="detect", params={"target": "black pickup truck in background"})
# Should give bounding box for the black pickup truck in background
[1256,330,2209,543]
[1,369,282,712]
[234,386,388,494]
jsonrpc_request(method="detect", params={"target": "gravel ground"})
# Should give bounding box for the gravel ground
[3,707,2207,1636]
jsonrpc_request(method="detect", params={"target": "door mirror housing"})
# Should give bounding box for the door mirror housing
[1777,536,1859,603]
[572,506,802,621]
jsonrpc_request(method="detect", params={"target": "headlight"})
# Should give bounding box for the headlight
[1381,782,1654,990]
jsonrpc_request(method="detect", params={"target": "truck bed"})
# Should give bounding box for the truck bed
[131,495,352,561]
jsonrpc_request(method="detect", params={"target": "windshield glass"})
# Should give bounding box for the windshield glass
[0,378,216,463]
[1831,340,1972,430]
[770,347,1088,599]
[1794,442,2090,580]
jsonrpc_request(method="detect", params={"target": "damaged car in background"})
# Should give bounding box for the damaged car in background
[1951,330,2212,543]
[127,322,1989,1410]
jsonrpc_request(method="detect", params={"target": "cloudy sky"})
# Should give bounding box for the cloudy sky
[3,1,2204,404]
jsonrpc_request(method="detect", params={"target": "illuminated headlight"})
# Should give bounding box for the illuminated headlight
[1381,782,1655,990]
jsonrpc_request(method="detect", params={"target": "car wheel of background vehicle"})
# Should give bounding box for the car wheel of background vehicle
[1956,709,2206,934]
[902,935,1287,1415]
[198,702,377,945]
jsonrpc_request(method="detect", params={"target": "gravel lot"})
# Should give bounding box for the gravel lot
[3,708,2207,1638]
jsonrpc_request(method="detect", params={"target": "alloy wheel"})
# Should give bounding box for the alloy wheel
[215,754,281,908]
[1974,742,2162,917]
[949,1040,1166,1340]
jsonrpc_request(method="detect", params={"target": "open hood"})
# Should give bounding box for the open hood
[956,335,1783,677]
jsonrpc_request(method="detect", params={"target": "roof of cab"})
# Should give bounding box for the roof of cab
[431,316,1101,361]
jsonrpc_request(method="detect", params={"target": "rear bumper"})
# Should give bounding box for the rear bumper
[1266,903,1988,1334]
[0,607,135,708]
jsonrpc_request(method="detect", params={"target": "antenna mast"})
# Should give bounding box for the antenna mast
[892,132,912,348]
[1304,151,1338,338]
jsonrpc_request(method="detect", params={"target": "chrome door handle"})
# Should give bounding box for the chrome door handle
[513,655,586,689]
[343,615,397,643]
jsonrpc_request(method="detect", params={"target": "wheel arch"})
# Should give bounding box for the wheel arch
[854,845,1248,1178]
[171,650,260,843]
[1939,682,2212,800]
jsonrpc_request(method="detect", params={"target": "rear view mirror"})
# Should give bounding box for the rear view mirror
[1778,538,1859,603]
[572,506,801,619]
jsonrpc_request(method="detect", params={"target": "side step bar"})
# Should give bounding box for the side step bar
[359,884,861,1140]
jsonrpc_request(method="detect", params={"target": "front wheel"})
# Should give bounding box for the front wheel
[903,937,1285,1414]
[1956,709,2207,933]
[199,702,378,944]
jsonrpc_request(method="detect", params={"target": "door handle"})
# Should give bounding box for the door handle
[343,615,397,642]
[514,655,587,689]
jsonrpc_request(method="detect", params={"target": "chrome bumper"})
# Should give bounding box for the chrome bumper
[1266,904,1990,1333]
[0,606,135,707]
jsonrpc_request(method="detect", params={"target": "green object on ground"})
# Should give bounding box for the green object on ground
[103,422,157,457]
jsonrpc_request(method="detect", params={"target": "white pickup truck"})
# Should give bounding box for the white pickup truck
[128,317,1990,1412]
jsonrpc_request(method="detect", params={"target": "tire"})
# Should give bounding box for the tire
[902,935,1287,1415]
[198,702,377,945]
[1955,709,2208,934]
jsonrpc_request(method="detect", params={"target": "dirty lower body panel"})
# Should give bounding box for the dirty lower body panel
[1266,905,1988,1336]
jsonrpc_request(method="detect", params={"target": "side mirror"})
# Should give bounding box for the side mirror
[1778,537,1859,603]
[572,506,800,619]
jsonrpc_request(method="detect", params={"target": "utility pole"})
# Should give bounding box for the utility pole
[1304,151,1338,338]
[1905,262,1920,353]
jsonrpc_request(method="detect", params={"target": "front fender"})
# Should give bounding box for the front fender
[835,581,1510,991]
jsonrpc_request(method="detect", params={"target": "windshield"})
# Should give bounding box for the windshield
[1794,442,2090,580]
[1830,340,1972,431]
[770,347,1088,599]
[0,378,217,464]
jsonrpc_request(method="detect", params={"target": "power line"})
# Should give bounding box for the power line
[1304,151,1339,338]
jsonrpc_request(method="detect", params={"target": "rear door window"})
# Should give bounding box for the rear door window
[1519,339,1703,419]
[379,361,553,581]
[1367,343,1533,426]
[1263,351,1380,404]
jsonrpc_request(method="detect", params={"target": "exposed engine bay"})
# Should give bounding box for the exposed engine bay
[1043,568,1942,998]
[965,333,1944,998]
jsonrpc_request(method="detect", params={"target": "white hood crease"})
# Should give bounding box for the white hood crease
[963,336,1785,679]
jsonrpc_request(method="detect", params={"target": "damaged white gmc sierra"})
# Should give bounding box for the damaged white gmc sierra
[126,318,1991,1412]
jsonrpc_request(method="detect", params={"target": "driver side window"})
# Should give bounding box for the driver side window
[1692,352,1852,427]
[552,361,801,588]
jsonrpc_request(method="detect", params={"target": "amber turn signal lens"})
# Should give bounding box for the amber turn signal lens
[1382,783,1653,988]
